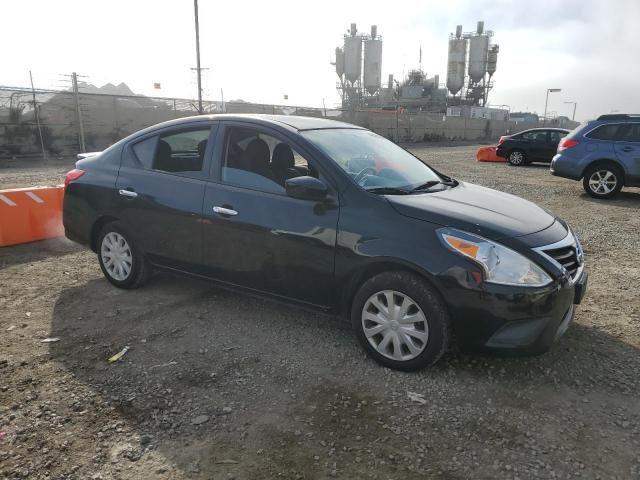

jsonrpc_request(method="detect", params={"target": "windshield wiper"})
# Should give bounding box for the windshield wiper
[410,178,457,193]
[365,187,410,195]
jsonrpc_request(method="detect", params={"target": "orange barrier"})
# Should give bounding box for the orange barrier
[476,146,505,163]
[0,186,65,247]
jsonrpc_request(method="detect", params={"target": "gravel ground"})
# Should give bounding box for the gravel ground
[0,159,72,190]
[1,145,639,479]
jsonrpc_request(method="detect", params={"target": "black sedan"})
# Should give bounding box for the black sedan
[63,115,587,370]
[496,128,570,166]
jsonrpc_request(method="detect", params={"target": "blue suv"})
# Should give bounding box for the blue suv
[551,114,640,199]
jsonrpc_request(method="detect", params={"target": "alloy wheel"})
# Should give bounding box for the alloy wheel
[101,232,133,281]
[361,290,429,361]
[588,170,617,195]
[509,151,524,165]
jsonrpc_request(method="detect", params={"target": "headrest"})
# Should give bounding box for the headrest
[272,143,295,171]
[242,138,270,169]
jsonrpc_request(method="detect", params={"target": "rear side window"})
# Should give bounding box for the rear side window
[153,128,211,173]
[549,131,567,143]
[132,137,157,169]
[521,131,547,142]
[586,124,627,141]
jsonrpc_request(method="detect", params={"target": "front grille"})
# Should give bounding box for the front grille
[543,245,580,278]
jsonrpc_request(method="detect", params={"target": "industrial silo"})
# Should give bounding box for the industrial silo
[363,26,382,94]
[446,25,467,96]
[468,21,489,84]
[335,47,345,79]
[344,32,363,84]
[487,45,499,76]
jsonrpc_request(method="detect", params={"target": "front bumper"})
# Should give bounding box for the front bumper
[439,268,588,356]
[495,146,507,158]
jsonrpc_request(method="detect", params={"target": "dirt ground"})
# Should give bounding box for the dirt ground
[1,145,639,480]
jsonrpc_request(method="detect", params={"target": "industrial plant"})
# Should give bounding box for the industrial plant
[332,21,504,119]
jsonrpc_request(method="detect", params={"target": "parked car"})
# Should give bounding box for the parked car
[551,114,640,199]
[63,115,587,370]
[496,128,570,166]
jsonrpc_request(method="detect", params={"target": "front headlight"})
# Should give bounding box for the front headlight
[438,228,552,287]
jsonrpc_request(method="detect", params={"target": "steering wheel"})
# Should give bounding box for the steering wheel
[354,167,377,185]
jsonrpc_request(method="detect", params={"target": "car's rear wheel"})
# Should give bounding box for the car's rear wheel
[583,164,623,199]
[351,271,450,370]
[97,222,150,289]
[508,149,526,166]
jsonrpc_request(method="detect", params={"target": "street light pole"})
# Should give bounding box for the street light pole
[543,88,562,126]
[564,101,577,121]
[193,0,203,114]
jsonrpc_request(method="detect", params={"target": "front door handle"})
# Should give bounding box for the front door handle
[119,189,138,199]
[213,206,238,216]
[622,146,633,152]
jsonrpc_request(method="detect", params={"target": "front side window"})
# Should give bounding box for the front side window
[221,127,315,194]
[153,128,210,173]
[302,128,441,193]
[618,124,640,142]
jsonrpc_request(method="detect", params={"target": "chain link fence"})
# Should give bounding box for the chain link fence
[1,85,567,161]
[0,87,343,160]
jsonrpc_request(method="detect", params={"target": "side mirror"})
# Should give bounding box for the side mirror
[285,176,328,202]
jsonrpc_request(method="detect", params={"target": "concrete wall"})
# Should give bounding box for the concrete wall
[363,112,510,142]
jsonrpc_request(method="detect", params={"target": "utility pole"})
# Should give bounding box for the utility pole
[395,100,400,143]
[29,70,47,160]
[543,88,561,126]
[193,0,203,114]
[220,88,225,113]
[564,101,577,121]
[71,72,86,152]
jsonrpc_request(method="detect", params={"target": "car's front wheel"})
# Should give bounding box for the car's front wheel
[583,164,623,199]
[508,149,527,166]
[351,271,450,370]
[97,222,150,289]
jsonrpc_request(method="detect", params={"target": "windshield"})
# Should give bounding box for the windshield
[302,129,443,193]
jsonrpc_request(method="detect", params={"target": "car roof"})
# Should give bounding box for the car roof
[595,114,640,122]
[137,114,362,133]
[514,127,570,134]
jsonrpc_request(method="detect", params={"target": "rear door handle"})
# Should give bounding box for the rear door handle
[119,189,138,198]
[622,146,633,152]
[213,206,238,216]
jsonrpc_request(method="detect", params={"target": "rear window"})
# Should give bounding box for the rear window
[585,124,628,141]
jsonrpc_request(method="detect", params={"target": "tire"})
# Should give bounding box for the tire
[97,222,150,289]
[351,271,450,371]
[508,149,527,166]
[583,163,623,199]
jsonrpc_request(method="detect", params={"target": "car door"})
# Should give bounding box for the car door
[546,130,567,161]
[201,121,340,307]
[115,123,218,269]
[613,123,640,181]
[523,131,549,160]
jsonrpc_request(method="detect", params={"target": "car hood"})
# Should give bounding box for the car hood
[387,182,556,240]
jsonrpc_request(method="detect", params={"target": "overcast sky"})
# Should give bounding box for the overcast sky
[3,0,639,121]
